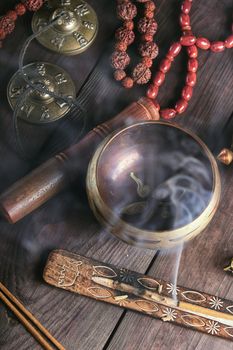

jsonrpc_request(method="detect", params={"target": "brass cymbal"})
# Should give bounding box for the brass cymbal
[32,0,98,55]
[7,62,76,124]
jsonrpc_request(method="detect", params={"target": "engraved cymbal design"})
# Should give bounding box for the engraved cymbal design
[32,0,98,55]
[7,62,76,124]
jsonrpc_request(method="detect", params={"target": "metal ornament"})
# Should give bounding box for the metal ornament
[32,0,98,55]
[7,62,76,124]
[224,258,233,274]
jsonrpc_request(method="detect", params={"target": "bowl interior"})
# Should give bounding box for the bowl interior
[96,123,214,232]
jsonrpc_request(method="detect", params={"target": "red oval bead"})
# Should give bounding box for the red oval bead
[187,58,198,72]
[196,37,210,50]
[187,45,198,58]
[180,13,190,27]
[146,84,158,99]
[153,72,165,86]
[210,41,225,53]
[182,85,193,101]
[175,99,188,114]
[224,35,233,49]
[186,72,196,87]
[168,42,182,57]
[160,108,177,120]
[166,54,174,61]
[180,35,196,46]
[159,58,171,73]
[181,1,192,14]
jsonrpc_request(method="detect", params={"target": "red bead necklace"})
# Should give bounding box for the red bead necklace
[0,0,44,47]
[111,0,159,89]
[146,0,233,119]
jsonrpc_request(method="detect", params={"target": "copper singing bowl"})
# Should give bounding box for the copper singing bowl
[87,121,221,249]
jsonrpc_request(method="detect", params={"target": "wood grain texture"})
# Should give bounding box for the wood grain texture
[0,0,233,349]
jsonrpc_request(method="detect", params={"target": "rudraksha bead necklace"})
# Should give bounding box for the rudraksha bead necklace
[111,0,159,89]
[146,0,233,119]
[0,0,44,48]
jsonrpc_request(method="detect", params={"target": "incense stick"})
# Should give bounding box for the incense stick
[0,283,66,350]
[92,277,233,327]
[91,276,178,307]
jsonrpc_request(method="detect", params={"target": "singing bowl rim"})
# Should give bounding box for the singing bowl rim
[86,121,221,249]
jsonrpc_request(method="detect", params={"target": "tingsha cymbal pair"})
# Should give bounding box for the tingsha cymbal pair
[32,0,98,55]
[7,62,76,124]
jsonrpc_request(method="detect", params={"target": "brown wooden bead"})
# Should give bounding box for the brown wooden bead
[186,72,196,87]
[24,0,43,12]
[111,51,130,69]
[0,16,15,35]
[15,3,26,16]
[115,27,135,45]
[139,41,159,59]
[115,41,127,51]
[188,58,198,72]
[225,35,233,48]
[124,20,134,30]
[122,77,134,88]
[210,41,225,52]
[117,2,137,20]
[132,63,151,84]
[142,34,153,42]
[175,99,188,114]
[145,1,156,12]
[142,57,153,68]
[160,108,177,119]
[180,35,196,46]
[114,69,126,81]
[168,42,182,57]
[153,71,165,86]
[146,84,158,99]
[181,1,192,14]
[7,10,17,21]
[144,10,154,19]
[182,85,193,101]
[196,37,210,50]
[159,58,171,73]
[187,45,198,58]
[180,13,190,27]
[137,18,158,36]
[0,29,6,40]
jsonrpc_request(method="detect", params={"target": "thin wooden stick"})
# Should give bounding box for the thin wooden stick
[92,277,233,327]
[91,276,178,307]
[0,283,66,350]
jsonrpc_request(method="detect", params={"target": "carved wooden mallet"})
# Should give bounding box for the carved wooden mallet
[0,98,159,224]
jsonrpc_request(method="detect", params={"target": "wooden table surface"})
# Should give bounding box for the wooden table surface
[0,1,233,349]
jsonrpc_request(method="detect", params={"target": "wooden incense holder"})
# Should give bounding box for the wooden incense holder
[0,98,159,223]
[44,250,233,341]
